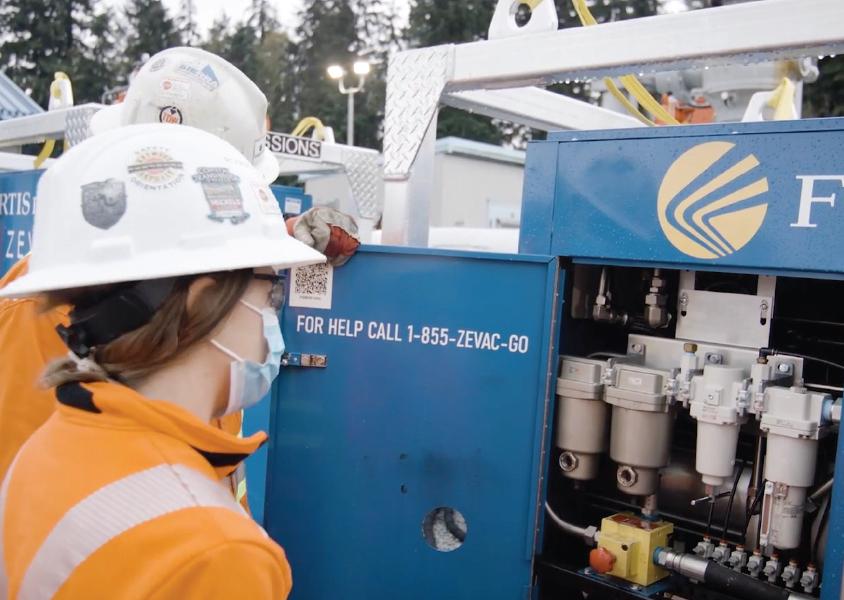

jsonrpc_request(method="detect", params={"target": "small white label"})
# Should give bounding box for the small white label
[252,184,280,215]
[159,79,190,100]
[290,263,333,309]
[284,197,302,215]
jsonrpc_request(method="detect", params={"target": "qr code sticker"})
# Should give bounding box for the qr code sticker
[289,263,333,309]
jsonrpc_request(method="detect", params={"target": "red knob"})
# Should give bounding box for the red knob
[589,547,616,574]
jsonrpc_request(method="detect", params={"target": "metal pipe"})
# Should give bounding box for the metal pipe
[748,434,766,518]
[690,491,730,506]
[808,477,834,503]
[642,493,658,518]
[654,548,813,600]
[597,267,608,298]
[347,92,355,146]
[544,502,598,546]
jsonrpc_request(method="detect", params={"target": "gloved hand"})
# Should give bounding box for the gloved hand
[287,207,360,267]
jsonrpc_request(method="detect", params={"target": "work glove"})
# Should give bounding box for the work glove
[288,207,360,267]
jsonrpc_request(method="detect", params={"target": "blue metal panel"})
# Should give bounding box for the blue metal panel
[271,184,313,219]
[0,71,43,121]
[821,424,844,600]
[243,393,271,524]
[519,142,558,255]
[265,246,560,600]
[0,170,40,276]
[546,117,844,143]
[522,118,844,277]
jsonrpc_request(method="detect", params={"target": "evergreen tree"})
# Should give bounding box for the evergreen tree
[225,22,263,81]
[179,0,200,47]
[123,0,183,72]
[255,31,292,131]
[201,13,291,132]
[251,0,278,41]
[73,8,123,103]
[0,0,94,107]
[350,0,401,146]
[804,56,844,118]
[203,15,233,57]
[290,1,364,145]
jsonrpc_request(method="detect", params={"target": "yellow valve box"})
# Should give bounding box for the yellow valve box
[596,513,673,586]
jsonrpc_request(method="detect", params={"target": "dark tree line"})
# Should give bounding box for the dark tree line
[0,0,841,150]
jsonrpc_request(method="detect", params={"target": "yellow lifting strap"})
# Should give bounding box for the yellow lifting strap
[572,0,679,126]
[33,140,56,169]
[768,77,797,121]
[291,117,328,140]
[35,72,74,168]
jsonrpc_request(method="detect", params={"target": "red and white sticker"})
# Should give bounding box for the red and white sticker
[159,79,190,100]
[252,183,281,215]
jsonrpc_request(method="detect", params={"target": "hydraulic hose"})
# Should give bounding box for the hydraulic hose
[654,548,813,600]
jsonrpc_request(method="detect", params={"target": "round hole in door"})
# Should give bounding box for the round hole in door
[422,507,467,552]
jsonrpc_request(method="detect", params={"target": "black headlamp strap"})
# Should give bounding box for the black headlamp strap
[56,278,177,358]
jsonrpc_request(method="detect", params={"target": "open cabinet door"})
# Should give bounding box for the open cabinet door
[264,246,561,599]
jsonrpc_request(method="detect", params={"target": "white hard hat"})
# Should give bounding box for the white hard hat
[90,47,280,184]
[0,124,325,299]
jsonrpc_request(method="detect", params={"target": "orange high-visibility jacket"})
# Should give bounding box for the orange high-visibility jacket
[0,380,292,599]
[0,257,244,492]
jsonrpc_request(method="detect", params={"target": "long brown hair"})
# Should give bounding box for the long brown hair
[41,269,253,387]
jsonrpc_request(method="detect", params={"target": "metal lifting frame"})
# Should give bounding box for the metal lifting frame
[273,142,381,221]
[380,0,844,246]
[0,104,382,220]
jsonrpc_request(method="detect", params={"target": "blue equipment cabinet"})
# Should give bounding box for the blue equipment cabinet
[0,170,40,277]
[263,246,561,599]
[270,184,313,219]
[520,118,844,600]
[235,184,310,524]
[521,118,844,277]
[257,119,844,599]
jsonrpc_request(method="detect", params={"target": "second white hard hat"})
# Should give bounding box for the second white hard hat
[90,47,279,184]
[0,123,325,299]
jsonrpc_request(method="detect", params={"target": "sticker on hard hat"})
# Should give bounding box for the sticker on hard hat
[266,132,322,159]
[176,62,220,91]
[253,137,267,161]
[149,57,166,72]
[80,179,127,230]
[252,183,281,215]
[159,79,190,100]
[158,106,183,124]
[192,167,250,224]
[127,147,184,190]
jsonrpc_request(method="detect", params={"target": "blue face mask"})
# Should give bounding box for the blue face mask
[211,299,285,416]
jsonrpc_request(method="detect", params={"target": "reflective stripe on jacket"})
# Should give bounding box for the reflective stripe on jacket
[0,380,290,599]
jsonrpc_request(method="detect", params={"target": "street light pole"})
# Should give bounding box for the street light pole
[347,91,355,147]
[327,60,371,147]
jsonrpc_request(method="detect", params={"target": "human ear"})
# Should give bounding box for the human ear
[185,276,217,312]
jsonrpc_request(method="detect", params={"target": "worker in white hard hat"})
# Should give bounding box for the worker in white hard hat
[0,124,320,598]
[0,47,359,508]
[89,46,360,265]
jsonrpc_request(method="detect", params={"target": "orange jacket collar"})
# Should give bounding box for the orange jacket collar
[55,380,266,478]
